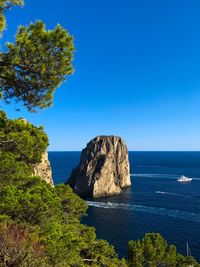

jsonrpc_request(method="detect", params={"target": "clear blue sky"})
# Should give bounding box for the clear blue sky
[1,0,200,151]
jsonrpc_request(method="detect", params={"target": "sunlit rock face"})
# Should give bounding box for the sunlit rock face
[17,118,54,187]
[33,152,54,186]
[68,136,131,198]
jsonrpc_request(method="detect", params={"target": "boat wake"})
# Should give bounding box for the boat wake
[130,173,178,179]
[131,173,200,181]
[192,178,200,181]
[155,191,183,196]
[86,201,200,223]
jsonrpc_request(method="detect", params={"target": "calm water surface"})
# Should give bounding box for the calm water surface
[49,152,200,260]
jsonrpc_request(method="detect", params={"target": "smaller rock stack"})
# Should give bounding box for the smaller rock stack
[33,152,54,186]
[17,118,54,187]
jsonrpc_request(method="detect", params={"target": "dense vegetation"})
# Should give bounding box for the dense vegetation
[0,110,48,186]
[128,233,200,267]
[0,113,200,267]
[0,1,200,266]
[0,1,74,112]
[0,112,127,266]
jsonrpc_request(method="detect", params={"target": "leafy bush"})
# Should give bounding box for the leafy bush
[128,233,200,267]
[0,110,48,164]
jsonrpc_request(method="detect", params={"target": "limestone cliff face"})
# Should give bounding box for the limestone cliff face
[17,118,54,186]
[68,135,131,198]
[33,152,54,186]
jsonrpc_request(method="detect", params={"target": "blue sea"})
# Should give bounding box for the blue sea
[49,151,200,260]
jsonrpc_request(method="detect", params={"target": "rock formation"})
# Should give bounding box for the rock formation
[17,118,54,186]
[68,135,131,198]
[33,152,54,186]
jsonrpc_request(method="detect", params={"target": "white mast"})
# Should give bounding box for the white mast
[186,242,192,257]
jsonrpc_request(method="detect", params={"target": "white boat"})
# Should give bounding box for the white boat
[177,175,192,183]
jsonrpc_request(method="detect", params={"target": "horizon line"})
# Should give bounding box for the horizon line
[48,150,200,152]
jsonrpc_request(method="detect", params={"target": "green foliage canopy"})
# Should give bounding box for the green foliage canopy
[0,21,74,111]
[0,0,24,34]
[0,110,48,165]
[0,151,31,186]
[55,183,88,220]
[128,233,200,267]
[0,1,74,112]
[0,111,48,187]
[0,177,127,266]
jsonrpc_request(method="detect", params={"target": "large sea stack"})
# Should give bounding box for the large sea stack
[68,135,131,198]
